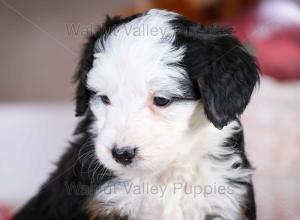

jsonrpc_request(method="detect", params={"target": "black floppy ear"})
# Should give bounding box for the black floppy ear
[73,33,97,117]
[173,21,260,129]
[198,30,259,129]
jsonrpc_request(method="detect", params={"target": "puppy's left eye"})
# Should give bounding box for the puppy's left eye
[98,95,110,105]
[153,97,172,107]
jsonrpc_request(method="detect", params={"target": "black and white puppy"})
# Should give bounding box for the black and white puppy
[14,9,259,220]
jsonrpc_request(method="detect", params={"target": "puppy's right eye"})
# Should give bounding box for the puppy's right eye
[153,96,172,107]
[98,95,110,105]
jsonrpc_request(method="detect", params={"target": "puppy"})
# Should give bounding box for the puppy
[14,9,259,220]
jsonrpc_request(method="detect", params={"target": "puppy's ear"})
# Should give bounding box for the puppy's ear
[73,33,97,117]
[197,33,260,129]
[199,31,260,129]
[174,21,260,129]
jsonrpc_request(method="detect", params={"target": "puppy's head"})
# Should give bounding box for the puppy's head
[74,9,259,175]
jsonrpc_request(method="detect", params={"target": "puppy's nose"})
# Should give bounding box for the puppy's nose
[112,146,137,165]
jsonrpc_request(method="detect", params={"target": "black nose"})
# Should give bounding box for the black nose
[112,147,137,165]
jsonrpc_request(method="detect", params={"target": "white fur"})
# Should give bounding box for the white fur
[86,9,252,220]
[95,120,251,220]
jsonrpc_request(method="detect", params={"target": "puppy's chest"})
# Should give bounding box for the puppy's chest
[97,180,204,219]
[93,170,245,220]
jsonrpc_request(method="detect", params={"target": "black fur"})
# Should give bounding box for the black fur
[171,16,260,129]
[14,11,259,220]
[225,129,256,220]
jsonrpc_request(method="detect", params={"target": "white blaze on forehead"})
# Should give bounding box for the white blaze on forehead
[87,9,187,97]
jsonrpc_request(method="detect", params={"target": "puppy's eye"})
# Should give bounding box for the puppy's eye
[99,95,110,105]
[153,97,172,107]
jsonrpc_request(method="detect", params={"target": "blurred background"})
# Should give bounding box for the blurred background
[0,0,299,219]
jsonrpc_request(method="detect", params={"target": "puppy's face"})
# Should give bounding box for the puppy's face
[87,49,200,174]
[75,9,259,175]
[86,12,200,174]
[88,66,200,174]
